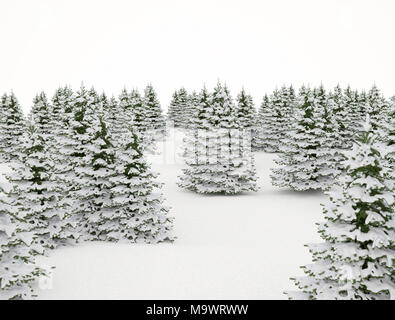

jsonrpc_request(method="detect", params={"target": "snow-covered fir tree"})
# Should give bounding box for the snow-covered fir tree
[235,88,255,128]
[0,191,48,299]
[142,84,166,137]
[179,82,258,194]
[106,127,174,243]
[344,86,363,135]
[365,85,389,135]
[184,90,199,129]
[271,86,339,191]
[28,92,52,138]
[252,94,273,151]
[72,114,118,240]
[167,90,181,127]
[0,93,26,162]
[327,85,353,149]
[287,119,395,300]
[3,124,76,250]
[253,85,294,153]
[118,88,134,125]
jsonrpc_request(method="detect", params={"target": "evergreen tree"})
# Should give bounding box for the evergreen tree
[235,88,255,128]
[287,120,395,299]
[0,93,25,162]
[3,125,75,250]
[29,92,52,137]
[106,128,174,243]
[365,85,389,134]
[118,88,134,125]
[344,86,363,135]
[179,83,258,194]
[167,90,181,127]
[184,90,199,129]
[327,85,352,149]
[253,86,294,153]
[142,84,166,137]
[252,94,273,151]
[0,191,48,299]
[271,86,338,191]
[72,115,118,240]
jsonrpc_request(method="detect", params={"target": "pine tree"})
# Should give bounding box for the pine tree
[271,86,338,191]
[344,86,363,135]
[118,88,134,125]
[286,120,395,300]
[29,92,52,137]
[253,86,294,153]
[105,128,174,243]
[365,85,389,134]
[142,84,166,137]
[328,85,353,149]
[235,88,255,128]
[184,90,199,129]
[167,90,183,127]
[4,125,75,250]
[0,93,26,162]
[179,83,258,194]
[0,191,48,299]
[72,115,118,240]
[252,94,273,151]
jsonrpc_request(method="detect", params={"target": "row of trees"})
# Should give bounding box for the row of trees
[170,84,393,192]
[0,85,173,299]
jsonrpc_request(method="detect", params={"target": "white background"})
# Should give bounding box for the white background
[1,0,394,113]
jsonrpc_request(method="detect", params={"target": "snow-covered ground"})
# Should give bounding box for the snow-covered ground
[1,128,326,299]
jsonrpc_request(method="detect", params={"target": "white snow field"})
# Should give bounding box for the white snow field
[1,128,326,299]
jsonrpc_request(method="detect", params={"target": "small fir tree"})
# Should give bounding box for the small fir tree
[0,93,26,162]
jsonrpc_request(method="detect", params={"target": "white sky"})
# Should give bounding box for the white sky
[1,0,394,113]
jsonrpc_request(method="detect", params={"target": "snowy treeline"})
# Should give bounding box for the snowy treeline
[0,85,173,299]
[170,84,393,192]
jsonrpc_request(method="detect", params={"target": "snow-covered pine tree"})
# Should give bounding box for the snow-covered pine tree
[0,191,48,299]
[72,113,119,241]
[184,90,199,129]
[254,86,294,153]
[129,88,145,132]
[167,90,182,127]
[28,92,52,137]
[286,119,395,300]
[252,94,273,151]
[3,124,75,250]
[365,85,389,135]
[0,92,26,163]
[118,88,134,125]
[104,127,174,243]
[142,84,166,138]
[327,85,352,149]
[344,86,363,135]
[104,95,126,144]
[235,88,255,128]
[179,82,258,194]
[271,86,337,191]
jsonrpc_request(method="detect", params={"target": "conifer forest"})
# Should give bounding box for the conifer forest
[0,0,394,303]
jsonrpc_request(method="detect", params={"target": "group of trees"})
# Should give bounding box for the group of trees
[0,80,393,300]
[0,85,173,299]
[170,83,394,299]
[172,83,258,194]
